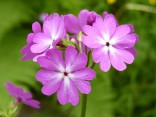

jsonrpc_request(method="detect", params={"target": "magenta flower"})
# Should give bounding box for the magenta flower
[65,9,97,34]
[21,22,42,61]
[30,13,66,54]
[21,13,66,61]
[36,46,96,106]
[5,82,40,109]
[82,12,139,72]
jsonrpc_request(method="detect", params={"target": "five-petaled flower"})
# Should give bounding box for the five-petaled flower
[82,12,139,72]
[6,82,40,109]
[36,46,96,106]
[21,13,66,61]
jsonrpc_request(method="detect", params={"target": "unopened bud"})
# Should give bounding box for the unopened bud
[71,38,76,43]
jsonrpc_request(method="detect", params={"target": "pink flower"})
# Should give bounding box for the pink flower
[82,12,139,72]
[30,13,66,54]
[21,22,42,61]
[21,13,66,62]
[65,9,97,34]
[5,82,40,109]
[36,46,96,106]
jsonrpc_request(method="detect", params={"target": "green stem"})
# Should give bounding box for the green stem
[80,62,95,117]
[86,51,91,67]
[90,62,95,69]
[78,32,83,53]
[81,94,87,117]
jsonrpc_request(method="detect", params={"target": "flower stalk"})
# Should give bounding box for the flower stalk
[81,94,87,117]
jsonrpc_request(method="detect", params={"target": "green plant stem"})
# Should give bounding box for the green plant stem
[90,62,95,68]
[81,94,87,117]
[80,61,95,117]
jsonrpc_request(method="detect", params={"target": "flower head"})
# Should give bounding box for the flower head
[31,13,66,54]
[65,9,98,34]
[21,22,42,61]
[36,46,95,106]
[82,12,139,72]
[21,13,66,61]
[5,82,40,109]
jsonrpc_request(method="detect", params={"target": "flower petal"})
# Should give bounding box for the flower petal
[92,46,105,63]
[103,13,118,37]
[43,13,60,35]
[109,47,134,71]
[32,22,41,33]
[82,35,105,48]
[71,79,91,94]
[115,48,134,64]
[110,56,126,71]
[126,48,137,57]
[20,44,36,61]
[36,69,63,84]
[23,99,40,109]
[26,33,34,44]
[31,43,50,54]
[113,34,138,49]
[72,68,96,80]
[37,56,57,70]
[22,92,32,99]
[83,25,101,37]
[6,82,18,97]
[33,33,51,43]
[65,46,78,68]
[70,53,87,71]
[111,24,134,40]
[6,82,23,98]
[31,33,51,53]
[65,14,80,34]
[45,49,65,71]
[53,16,66,41]
[57,78,79,106]
[92,15,105,30]
[78,9,88,28]
[95,47,111,72]
[41,78,63,96]
[43,14,66,42]
[33,52,45,62]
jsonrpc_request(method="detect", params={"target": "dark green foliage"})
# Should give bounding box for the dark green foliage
[0,0,156,117]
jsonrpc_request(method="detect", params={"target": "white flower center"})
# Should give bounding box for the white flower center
[60,68,74,86]
[60,66,74,79]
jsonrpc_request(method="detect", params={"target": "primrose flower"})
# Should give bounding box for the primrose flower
[5,82,40,109]
[65,9,97,34]
[21,22,42,61]
[21,13,66,61]
[36,46,96,106]
[31,13,66,54]
[82,12,139,72]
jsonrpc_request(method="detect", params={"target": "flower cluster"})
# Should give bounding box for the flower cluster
[20,9,138,106]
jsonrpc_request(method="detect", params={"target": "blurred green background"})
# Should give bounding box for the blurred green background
[0,0,156,117]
